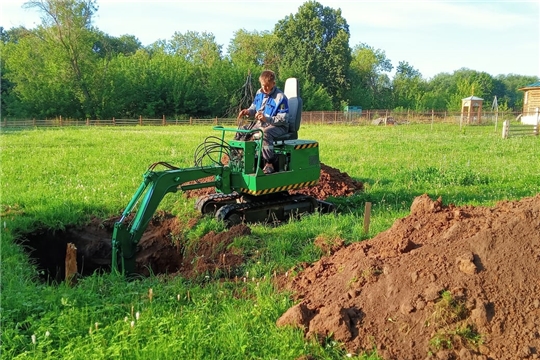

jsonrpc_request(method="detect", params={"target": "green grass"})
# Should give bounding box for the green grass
[1,124,538,359]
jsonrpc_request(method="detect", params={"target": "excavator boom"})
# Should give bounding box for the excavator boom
[112,164,230,274]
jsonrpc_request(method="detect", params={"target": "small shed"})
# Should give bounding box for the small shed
[518,81,540,125]
[461,96,483,124]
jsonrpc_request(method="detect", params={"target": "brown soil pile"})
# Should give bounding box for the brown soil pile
[290,163,364,199]
[184,163,363,200]
[277,194,540,359]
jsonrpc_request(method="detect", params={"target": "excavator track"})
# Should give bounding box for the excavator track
[215,193,334,227]
[195,192,241,214]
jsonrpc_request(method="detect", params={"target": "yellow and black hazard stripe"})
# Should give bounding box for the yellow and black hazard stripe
[293,142,318,150]
[241,180,318,196]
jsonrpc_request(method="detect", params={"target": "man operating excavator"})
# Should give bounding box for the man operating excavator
[236,70,289,174]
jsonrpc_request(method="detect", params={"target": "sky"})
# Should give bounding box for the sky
[1,0,539,80]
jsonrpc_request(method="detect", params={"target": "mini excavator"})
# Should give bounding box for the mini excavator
[111,78,334,274]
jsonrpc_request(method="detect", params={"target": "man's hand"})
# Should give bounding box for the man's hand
[237,109,249,119]
[255,111,265,122]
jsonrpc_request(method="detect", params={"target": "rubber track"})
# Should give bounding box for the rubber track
[195,192,241,214]
[215,194,318,224]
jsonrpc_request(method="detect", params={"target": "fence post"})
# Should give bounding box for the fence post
[215,117,218,125]
[162,115,165,126]
[363,202,372,234]
[431,109,434,130]
[190,117,193,125]
[86,118,89,126]
[60,115,63,126]
[113,117,115,126]
[502,120,509,138]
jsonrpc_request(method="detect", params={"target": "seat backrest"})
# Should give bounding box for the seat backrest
[276,78,302,141]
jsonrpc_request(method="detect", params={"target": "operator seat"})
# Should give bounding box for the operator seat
[274,78,302,142]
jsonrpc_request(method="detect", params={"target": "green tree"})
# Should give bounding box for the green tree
[92,32,141,58]
[227,29,277,70]
[3,30,82,118]
[443,68,495,111]
[22,0,100,118]
[167,30,222,67]
[348,43,393,109]
[273,1,351,109]
[493,74,540,111]
[392,61,427,110]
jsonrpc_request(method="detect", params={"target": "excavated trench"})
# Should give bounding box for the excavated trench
[20,163,363,283]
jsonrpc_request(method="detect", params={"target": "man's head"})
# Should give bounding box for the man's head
[259,70,276,94]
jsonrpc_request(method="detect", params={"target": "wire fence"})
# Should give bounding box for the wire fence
[1,110,535,129]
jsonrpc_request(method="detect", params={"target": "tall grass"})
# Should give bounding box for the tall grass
[1,124,538,359]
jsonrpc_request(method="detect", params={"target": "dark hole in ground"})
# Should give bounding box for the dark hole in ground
[20,213,251,284]
[20,219,114,283]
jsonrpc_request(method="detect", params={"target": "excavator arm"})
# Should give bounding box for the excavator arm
[112,164,231,274]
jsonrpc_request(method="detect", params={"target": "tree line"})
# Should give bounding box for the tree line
[1,0,538,120]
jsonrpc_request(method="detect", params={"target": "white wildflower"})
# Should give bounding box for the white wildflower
[31,334,36,345]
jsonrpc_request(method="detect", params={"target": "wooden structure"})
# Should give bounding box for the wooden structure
[501,120,539,139]
[518,81,540,125]
[461,96,483,124]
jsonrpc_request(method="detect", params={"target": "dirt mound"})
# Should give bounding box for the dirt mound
[277,194,540,359]
[184,163,363,200]
[290,163,364,200]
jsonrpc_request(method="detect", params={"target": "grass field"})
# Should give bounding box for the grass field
[1,124,539,359]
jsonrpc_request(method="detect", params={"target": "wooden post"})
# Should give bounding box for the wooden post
[139,115,142,126]
[363,202,372,234]
[65,243,78,285]
[431,109,434,130]
[502,120,509,138]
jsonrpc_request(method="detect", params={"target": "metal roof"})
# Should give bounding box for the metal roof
[519,81,540,90]
[462,96,484,101]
